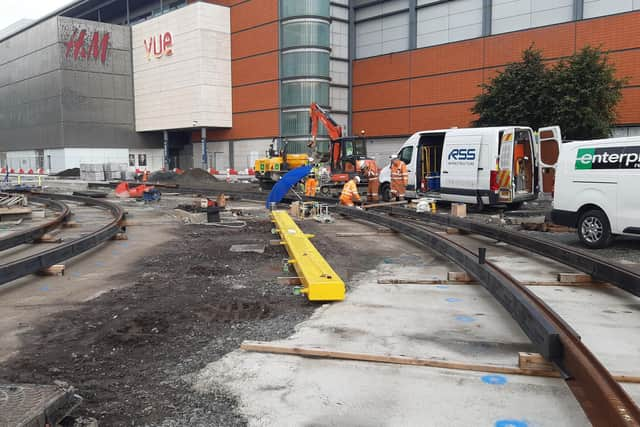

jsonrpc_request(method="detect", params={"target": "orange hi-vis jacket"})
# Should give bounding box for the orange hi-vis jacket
[339,179,361,206]
[391,159,408,197]
[305,177,318,196]
[364,166,379,201]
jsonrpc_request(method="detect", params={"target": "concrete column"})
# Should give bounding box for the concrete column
[409,0,417,50]
[228,140,234,169]
[163,130,169,170]
[201,127,208,169]
[573,0,584,20]
[348,1,355,135]
[482,0,492,36]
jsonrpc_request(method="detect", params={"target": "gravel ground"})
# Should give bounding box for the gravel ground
[0,215,385,426]
[0,220,312,426]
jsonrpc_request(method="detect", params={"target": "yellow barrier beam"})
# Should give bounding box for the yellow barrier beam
[271,210,345,301]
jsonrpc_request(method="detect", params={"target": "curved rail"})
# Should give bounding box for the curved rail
[331,206,640,426]
[0,193,125,287]
[0,196,71,252]
[388,207,640,297]
[82,183,640,424]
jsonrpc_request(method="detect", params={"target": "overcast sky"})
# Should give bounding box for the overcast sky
[1,0,74,30]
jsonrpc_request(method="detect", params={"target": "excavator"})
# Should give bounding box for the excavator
[308,102,377,196]
[253,103,377,194]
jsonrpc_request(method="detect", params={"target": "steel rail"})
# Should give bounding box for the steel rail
[0,193,125,287]
[69,184,640,423]
[0,196,71,252]
[331,206,640,427]
[388,207,640,297]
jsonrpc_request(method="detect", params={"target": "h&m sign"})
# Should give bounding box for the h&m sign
[64,29,110,64]
[144,32,173,60]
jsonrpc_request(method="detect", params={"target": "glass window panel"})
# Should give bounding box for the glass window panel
[417,0,482,48]
[281,80,330,107]
[281,111,328,138]
[281,0,330,18]
[281,51,330,78]
[491,0,573,35]
[282,21,330,49]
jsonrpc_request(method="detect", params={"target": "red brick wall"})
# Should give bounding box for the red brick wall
[353,11,640,137]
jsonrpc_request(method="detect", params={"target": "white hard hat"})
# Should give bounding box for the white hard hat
[390,154,398,159]
[354,175,361,183]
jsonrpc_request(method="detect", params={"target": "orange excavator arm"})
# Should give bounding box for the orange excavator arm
[309,102,343,149]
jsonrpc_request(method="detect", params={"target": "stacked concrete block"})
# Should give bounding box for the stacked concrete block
[80,163,105,181]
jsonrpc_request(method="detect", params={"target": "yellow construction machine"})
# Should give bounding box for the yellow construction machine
[254,137,309,190]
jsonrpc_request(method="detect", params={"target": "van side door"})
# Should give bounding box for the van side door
[497,129,515,202]
[617,145,640,234]
[537,126,562,196]
[397,145,416,190]
[441,135,481,191]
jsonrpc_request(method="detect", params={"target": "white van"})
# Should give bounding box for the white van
[551,137,640,248]
[378,126,561,208]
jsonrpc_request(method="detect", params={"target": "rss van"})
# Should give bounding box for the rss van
[378,126,561,209]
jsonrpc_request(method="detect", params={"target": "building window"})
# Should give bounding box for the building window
[355,12,409,58]
[491,0,573,35]
[281,50,330,78]
[281,80,330,108]
[282,20,330,49]
[583,0,640,19]
[281,0,330,19]
[282,110,327,137]
[417,0,483,48]
[355,0,409,21]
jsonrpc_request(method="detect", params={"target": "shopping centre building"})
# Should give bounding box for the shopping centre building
[0,0,639,173]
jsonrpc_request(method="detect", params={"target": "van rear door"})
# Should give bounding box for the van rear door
[537,126,561,195]
[441,135,481,192]
[497,129,515,202]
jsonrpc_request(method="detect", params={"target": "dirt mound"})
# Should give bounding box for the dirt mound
[54,167,80,177]
[149,168,219,187]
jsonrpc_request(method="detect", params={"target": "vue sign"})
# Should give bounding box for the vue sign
[145,32,173,60]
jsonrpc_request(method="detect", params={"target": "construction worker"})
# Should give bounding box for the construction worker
[305,172,318,197]
[339,175,361,206]
[361,162,379,203]
[390,155,408,201]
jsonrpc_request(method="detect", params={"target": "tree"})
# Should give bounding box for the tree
[472,47,552,130]
[551,46,626,140]
[472,46,626,140]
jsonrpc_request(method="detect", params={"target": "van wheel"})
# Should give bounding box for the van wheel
[578,209,613,249]
[380,183,391,202]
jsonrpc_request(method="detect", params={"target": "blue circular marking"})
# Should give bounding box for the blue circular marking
[455,315,475,323]
[482,374,507,385]
[446,297,462,303]
[495,420,528,427]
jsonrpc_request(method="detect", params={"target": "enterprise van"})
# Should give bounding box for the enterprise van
[378,126,561,208]
[551,137,640,248]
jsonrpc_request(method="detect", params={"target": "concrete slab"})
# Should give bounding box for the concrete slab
[442,233,581,283]
[527,285,640,376]
[193,259,588,426]
[269,280,533,366]
[195,352,589,427]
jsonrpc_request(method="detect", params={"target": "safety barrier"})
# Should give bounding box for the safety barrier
[271,210,345,301]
